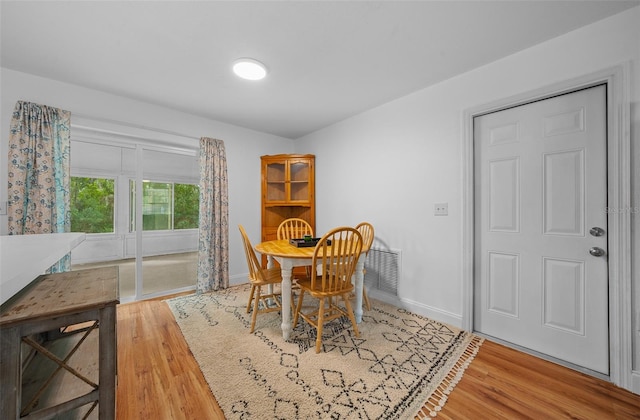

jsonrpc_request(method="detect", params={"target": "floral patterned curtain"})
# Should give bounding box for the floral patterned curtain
[7,101,71,272]
[197,137,229,292]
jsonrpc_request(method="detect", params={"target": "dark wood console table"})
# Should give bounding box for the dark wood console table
[0,266,119,419]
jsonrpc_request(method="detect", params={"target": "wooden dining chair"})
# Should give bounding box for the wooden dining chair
[238,225,283,333]
[277,218,314,279]
[277,218,313,241]
[293,226,363,353]
[355,222,375,311]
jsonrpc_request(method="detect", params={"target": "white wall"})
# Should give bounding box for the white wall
[0,68,295,279]
[295,7,640,382]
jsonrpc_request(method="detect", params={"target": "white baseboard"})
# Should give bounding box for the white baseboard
[368,289,463,328]
[632,370,640,395]
[229,274,248,287]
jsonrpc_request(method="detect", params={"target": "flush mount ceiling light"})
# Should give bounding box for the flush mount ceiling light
[232,58,268,81]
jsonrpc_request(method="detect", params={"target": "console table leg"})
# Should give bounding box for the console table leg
[0,327,21,420]
[98,306,117,419]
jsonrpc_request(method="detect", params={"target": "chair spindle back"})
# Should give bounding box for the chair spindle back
[311,227,363,293]
[277,218,313,240]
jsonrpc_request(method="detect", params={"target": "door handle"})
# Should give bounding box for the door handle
[589,227,605,237]
[589,247,606,257]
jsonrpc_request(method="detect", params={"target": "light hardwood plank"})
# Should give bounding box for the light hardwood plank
[116,298,224,419]
[438,340,640,419]
[116,297,640,419]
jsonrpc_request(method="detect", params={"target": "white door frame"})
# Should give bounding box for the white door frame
[461,64,633,391]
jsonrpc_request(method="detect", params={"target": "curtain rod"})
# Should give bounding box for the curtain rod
[71,112,201,141]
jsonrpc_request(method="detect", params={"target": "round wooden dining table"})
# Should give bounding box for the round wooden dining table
[254,239,366,341]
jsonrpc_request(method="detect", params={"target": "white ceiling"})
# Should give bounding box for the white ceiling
[2,1,638,139]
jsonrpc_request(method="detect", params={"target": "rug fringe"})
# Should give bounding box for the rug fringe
[415,335,484,419]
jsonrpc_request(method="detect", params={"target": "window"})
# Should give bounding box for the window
[130,181,199,231]
[70,177,115,233]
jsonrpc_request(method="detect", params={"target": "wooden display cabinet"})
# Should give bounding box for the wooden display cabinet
[261,154,315,273]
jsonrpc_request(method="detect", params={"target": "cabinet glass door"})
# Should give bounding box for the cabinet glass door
[265,162,286,202]
[289,161,311,202]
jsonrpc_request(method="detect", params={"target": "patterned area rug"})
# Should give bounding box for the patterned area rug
[166,284,483,419]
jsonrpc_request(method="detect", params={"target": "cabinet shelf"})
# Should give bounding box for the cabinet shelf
[264,203,312,206]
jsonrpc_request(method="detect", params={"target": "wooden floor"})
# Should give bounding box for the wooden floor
[116,297,640,420]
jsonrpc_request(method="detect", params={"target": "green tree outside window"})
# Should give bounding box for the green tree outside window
[70,177,115,233]
[130,181,199,231]
[174,183,199,229]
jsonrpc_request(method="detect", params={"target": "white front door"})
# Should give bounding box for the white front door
[474,84,609,374]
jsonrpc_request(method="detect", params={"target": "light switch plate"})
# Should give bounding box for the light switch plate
[434,203,448,216]
[0,201,6,215]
